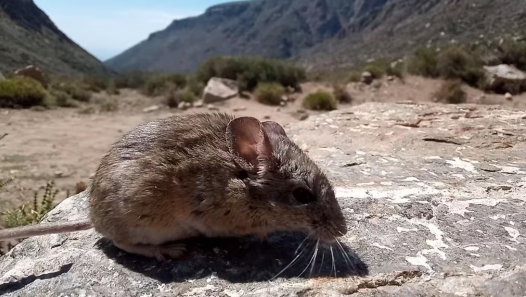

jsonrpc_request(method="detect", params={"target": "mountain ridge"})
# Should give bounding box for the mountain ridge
[105,0,526,75]
[0,0,112,77]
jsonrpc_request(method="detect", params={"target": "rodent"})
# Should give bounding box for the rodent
[0,113,348,261]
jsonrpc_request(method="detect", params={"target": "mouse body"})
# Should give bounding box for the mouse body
[0,113,347,261]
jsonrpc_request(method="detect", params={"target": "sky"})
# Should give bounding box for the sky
[33,0,229,61]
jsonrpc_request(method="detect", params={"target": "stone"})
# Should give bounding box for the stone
[387,75,395,81]
[207,104,219,111]
[505,92,513,101]
[483,64,526,94]
[233,107,247,112]
[2,102,526,296]
[13,65,45,86]
[178,102,188,110]
[194,100,204,108]
[202,77,239,104]
[142,105,160,113]
[361,71,373,84]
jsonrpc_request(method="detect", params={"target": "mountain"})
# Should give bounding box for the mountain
[0,0,112,77]
[105,0,526,74]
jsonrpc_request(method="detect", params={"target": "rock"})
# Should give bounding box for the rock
[2,102,526,296]
[281,95,288,102]
[178,102,188,110]
[207,104,219,111]
[202,77,239,104]
[142,105,160,113]
[371,80,382,89]
[505,92,513,101]
[263,115,271,120]
[13,65,45,86]
[483,64,526,94]
[184,102,192,109]
[194,100,204,108]
[298,113,309,121]
[0,70,5,81]
[233,107,247,112]
[280,102,286,107]
[361,71,373,84]
[387,75,395,81]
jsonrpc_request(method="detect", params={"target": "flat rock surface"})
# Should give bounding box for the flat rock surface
[1,102,526,296]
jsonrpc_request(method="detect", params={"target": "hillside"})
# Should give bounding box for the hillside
[0,0,112,77]
[105,0,526,74]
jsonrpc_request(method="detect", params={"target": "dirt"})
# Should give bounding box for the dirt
[0,76,525,220]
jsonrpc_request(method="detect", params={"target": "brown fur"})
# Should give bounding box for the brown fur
[0,113,347,261]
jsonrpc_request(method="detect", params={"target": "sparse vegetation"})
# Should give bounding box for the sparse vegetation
[303,91,338,111]
[433,80,467,104]
[408,47,440,78]
[142,73,187,97]
[1,181,58,228]
[348,71,362,83]
[254,82,285,106]
[436,46,485,88]
[333,84,353,104]
[196,56,306,91]
[0,76,50,108]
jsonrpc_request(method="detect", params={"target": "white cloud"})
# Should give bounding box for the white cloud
[50,9,198,60]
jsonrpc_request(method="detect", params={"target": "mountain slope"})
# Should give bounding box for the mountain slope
[106,0,526,74]
[0,0,112,77]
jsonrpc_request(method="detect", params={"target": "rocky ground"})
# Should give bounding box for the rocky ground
[0,99,525,296]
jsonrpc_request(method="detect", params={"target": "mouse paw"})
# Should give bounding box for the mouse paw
[158,243,187,260]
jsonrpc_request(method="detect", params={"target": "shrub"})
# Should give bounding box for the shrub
[433,80,467,104]
[303,91,338,111]
[142,74,188,97]
[0,76,49,108]
[1,181,58,228]
[254,83,285,106]
[348,71,362,82]
[179,89,197,103]
[186,77,205,97]
[497,38,526,71]
[114,71,150,89]
[333,84,353,104]
[82,76,109,92]
[50,80,92,102]
[106,79,120,95]
[436,46,485,87]
[363,65,384,79]
[408,47,440,77]
[196,56,306,91]
[51,90,79,108]
[386,60,405,78]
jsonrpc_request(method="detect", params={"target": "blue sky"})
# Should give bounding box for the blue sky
[34,0,229,61]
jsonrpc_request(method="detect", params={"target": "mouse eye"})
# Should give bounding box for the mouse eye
[292,187,315,205]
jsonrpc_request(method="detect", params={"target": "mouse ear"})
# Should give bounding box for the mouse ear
[262,121,288,139]
[226,117,275,171]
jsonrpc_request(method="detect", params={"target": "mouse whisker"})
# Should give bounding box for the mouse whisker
[297,243,317,278]
[335,237,355,273]
[330,245,336,277]
[270,241,310,281]
[294,233,311,256]
[308,239,320,278]
[317,247,325,276]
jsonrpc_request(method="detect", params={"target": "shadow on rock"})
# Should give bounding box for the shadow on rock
[98,231,368,284]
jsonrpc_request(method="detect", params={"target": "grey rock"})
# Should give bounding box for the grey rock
[505,92,513,101]
[142,105,160,113]
[361,71,373,84]
[194,100,204,108]
[484,64,526,94]
[202,77,239,104]
[1,102,526,296]
[177,101,187,110]
[207,104,219,111]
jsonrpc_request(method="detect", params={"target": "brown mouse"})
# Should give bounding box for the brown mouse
[0,113,347,261]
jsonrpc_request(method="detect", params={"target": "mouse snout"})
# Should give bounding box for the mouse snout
[312,215,348,244]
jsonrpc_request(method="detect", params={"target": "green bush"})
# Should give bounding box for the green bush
[333,84,353,104]
[1,181,58,228]
[51,90,79,108]
[0,76,49,108]
[196,56,306,91]
[363,65,385,79]
[497,38,526,71]
[436,46,485,87]
[186,77,205,97]
[114,71,150,89]
[303,91,338,111]
[82,76,109,92]
[433,80,467,104]
[348,71,362,83]
[142,74,188,97]
[254,83,285,106]
[408,47,440,77]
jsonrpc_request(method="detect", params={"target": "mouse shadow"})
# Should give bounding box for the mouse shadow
[97,232,369,284]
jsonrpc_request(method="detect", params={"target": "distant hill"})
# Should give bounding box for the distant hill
[105,0,526,74]
[0,0,112,77]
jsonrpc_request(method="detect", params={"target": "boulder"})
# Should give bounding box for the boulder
[13,65,45,86]
[483,64,526,94]
[202,77,239,104]
[1,103,526,296]
[361,71,373,84]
